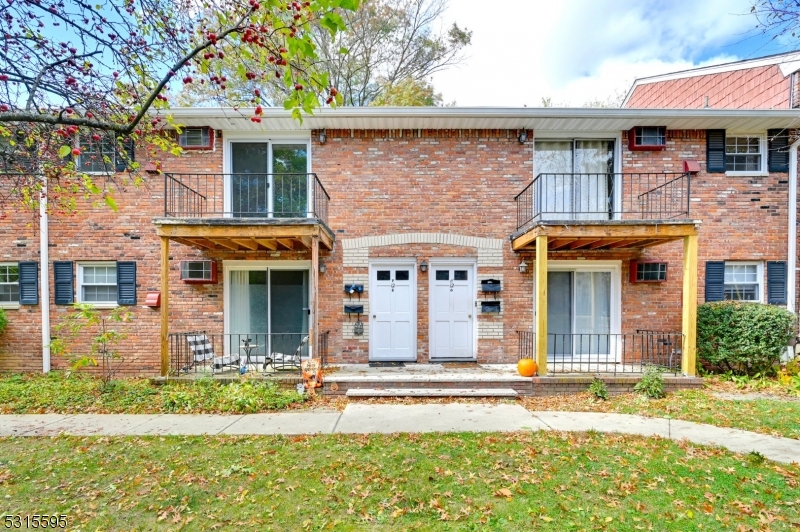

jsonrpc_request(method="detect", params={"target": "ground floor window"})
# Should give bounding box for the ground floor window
[723,262,762,301]
[0,263,19,305]
[77,262,117,304]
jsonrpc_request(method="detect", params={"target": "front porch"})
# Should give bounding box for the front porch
[323,363,703,397]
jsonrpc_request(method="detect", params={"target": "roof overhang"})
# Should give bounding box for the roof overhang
[167,106,800,133]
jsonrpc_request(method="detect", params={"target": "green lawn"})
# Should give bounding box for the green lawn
[1,433,798,531]
[521,389,800,440]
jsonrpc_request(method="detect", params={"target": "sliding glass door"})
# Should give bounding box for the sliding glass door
[546,269,613,360]
[228,267,309,362]
[229,141,309,218]
[534,139,615,220]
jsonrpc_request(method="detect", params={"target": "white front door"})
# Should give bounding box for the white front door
[369,263,416,361]
[430,263,475,360]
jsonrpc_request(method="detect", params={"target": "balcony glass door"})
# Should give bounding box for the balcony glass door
[534,139,614,220]
[231,142,270,217]
[229,142,309,218]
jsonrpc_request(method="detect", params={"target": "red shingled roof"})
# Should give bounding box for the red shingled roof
[625,65,791,109]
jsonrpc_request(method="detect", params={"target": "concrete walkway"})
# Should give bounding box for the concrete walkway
[1,404,798,464]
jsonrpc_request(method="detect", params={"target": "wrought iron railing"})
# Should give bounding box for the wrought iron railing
[169,332,317,376]
[514,172,691,230]
[516,330,682,374]
[163,173,330,224]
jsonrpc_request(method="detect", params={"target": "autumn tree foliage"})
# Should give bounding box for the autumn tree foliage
[178,0,471,108]
[0,0,359,214]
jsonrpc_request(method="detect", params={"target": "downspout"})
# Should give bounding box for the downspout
[40,178,50,373]
[788,139,800,360]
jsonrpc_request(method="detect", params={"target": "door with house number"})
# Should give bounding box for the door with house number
[370,264,416,361]
[430,265,475,360]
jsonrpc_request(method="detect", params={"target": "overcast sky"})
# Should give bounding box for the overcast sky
[430,0,787,107]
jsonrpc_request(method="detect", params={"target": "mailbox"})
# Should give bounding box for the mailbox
[344,305,364,315]
[481,301,501,313]
[344,284,364,294]
[481,279,501,292]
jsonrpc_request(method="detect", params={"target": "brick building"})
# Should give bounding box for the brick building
[1,106,798,377]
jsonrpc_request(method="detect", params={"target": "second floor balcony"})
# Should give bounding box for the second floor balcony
[163,172,329,224]
[512,172,697,252]
[514,172,692,230]
[154,172,334,252]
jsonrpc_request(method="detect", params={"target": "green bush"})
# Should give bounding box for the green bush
[697,302,796,376]
[0,308,7,336]
[634,364,665,399]
[588,377,608,400]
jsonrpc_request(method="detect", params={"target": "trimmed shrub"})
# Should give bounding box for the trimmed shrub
[0,308,6,336]
[697,301,796,376]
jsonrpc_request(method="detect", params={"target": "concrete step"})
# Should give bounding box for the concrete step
[345,387,519,398]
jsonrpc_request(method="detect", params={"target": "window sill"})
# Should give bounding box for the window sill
[725,171,769,177]
[0,303,20,310]
[76,302,119,309]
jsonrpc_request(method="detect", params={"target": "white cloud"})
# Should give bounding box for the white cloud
[431,0,764,107]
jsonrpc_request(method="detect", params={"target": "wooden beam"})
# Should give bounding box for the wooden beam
[681,234,698,376]
[182,238,216,250]
[511,222,698,250]
[155,223,322,239]
[160,237,169,377]
[310,236,319,360]
[208,238,241,251]
[604,238,654,249]
[588,238,627,249]
[277,238,294,250]
[255,238,278,251]
[568,238,605,250]
[535,235,548,376]
[230,238,259,251]
[300,235,313,249]
[548,238,578,250]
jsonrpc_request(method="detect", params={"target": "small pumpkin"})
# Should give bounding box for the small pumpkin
[517,358,538,377]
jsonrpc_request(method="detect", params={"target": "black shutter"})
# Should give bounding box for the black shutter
[18,261,38,305]
[767,261,788,305]
[114,138,134,172]
[53,261,74,305]
[706,129,726,173]
[117,261,136,305]
[705,261,725,302]
[768,129,790,172]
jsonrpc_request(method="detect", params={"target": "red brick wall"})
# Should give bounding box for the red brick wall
[626,65,791,109]
[0,126,794,373]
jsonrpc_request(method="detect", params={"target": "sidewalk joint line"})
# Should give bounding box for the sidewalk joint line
[331,411,344,433]
[19,414,77,436]
[218,415,246,434]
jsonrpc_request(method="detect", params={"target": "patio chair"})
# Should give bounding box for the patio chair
[185,333,240,372]
[268,335,308,371]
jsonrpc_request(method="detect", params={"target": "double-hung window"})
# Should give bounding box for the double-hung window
[78,135,117,173]
[0,263,19,307]
[723,262,762,302]
[725,135,765,173]
[77,262,117,305]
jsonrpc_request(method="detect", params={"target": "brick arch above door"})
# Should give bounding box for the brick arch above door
[341,233,504,268]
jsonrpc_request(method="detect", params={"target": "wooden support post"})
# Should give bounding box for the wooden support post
[535,235,548,376]
[310,236,319,357]
[160,236,170,377]
[681,234,698,376]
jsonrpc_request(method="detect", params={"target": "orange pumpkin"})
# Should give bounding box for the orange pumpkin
[517,358,538,377]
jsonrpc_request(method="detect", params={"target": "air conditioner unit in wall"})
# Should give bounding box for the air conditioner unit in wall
[180,260,217,284]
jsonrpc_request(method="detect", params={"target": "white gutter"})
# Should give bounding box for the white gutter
[788,139,800,360]
[40,179,50,373]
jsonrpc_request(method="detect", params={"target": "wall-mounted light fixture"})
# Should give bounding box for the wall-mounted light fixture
[319,129,327,144]
[518,260,528,274]
[319,261,327,274]
[518,131,528,144]
[419,260,428,272]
